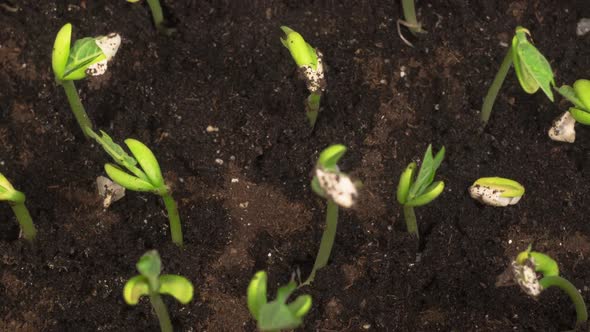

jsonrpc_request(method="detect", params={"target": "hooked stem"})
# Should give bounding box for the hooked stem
[481,47,513,125]
[539,276,588,328]
[60,80,93,137]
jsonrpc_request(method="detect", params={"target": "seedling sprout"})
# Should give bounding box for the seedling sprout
[396,144,445,238]
[280,26,326,128]
[247,271,312,331]
[469,177,524,207]
[551,79,590,142]
[127,0,174,35]
[51,23,121,137]
[124,250,194,332]
[397,0,426,47]
[481,26,554,125]
[0,173,36,241]
[89,130,184,246]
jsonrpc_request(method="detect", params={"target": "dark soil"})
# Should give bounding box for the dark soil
[1,0,590,331]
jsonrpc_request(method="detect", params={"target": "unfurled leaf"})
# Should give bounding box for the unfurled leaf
[123,275,150,305]
[158,275,194,304]
[63,37,105,80]
[89,130,138,168]
[557,85,586,110]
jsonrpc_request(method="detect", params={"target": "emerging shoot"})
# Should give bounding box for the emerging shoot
[280,26,326,128]
[51,23,121,137]
[551,79,590,142]
[127,0,174,35]
[0,173,36,241]
[397,0,426,47]
[89,130,184,246]
[468,177,524,207]
[496,246,588,330]
[124,250,194,332]
[247,271,312,331]
[396,144,445,238]
[481,26,555,125]
[302,144,359,286]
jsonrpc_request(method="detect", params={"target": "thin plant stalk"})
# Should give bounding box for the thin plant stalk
[401,0,424,34]
[307,93,321,128]
[146,0,164,30]
[10,201,36,241]
[403,205,418,238]
[150,293,173,332]
[162,193,183,246]
[540,276,588,326]
[481,47,513,125]
[61,80,93,137]
[302,200,338,286]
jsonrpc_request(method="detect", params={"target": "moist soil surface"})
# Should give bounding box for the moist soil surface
[1,0,590,331]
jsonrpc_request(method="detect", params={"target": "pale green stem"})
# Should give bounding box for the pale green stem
[540,276,588,328]
[403,205,418,238]
[401,0,424,34]
[60,80,93,137]
[306,93,321,128]
[146,0,164,31]
[162,193,183,247]
[302,200,339,286]
[481,47,513,125]
[10,200,36,241]
[149,293,173,332]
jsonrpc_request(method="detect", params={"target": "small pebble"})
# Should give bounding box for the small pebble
[577,18,590,36]
[231,178,239,183]
[206,125,219,133]
[214,158,224,165]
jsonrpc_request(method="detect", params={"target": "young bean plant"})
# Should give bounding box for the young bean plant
[0,173,36,241]
[496,246,588,330]
[468,177,524,207]
[127,0,174,35]
[89,130,184,246]
[550,79,590,142]
[52,23,121,137]
[124,250,193,332]
[481,26,554,125]
[303,144,359,286]
[280,26,326,128]
[396,144,445,238]
[248,271,312,331]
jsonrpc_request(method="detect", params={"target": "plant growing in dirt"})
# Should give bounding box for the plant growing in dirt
[89,130,184,246]
[468,177,524,207]
[127,0,174,35]
[302,144,359,286]
[396,144,445,238]
[51,23,121,137]
[124,250,193,332]
[496,246,588,330]
[280,26,326,128]
[549,79,590,142]
[0,173,36,241]
[397,0,426,47]
[247,271,312,331]
[481,26,555,125]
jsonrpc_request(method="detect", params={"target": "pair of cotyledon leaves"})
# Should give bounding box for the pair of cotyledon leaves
[397,145,445,207]
[557,79,590,125]
[247,271,312,331]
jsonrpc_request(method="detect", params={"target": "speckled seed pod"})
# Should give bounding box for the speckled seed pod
[298,49,327,94]
[511,259,542,297]
[315,167,357,208]
[468,184,522,207]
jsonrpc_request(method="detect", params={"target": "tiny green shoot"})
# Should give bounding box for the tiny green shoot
[280,26,326,128]
[88,130,184,246]
[127,0,174,35]
[51,23,121,137]
[497,246,588,330]
[124,250,194,332]
[481,26,555,125]
[0,172,36,241]
[302,144,359,286]
[247,271,312,332]
[468,177,524,207]
[396,144,445,238]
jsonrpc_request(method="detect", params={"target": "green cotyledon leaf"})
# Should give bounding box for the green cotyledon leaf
[472,177,524,198]
[158,275,194,304]
[280,26,318,70]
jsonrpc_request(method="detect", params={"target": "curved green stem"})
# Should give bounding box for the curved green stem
[403,205,418,238]
[150,293,173,332]
[301,199,339,286]
[540,276,588,327]
[401,0,425,34]
[10,202,36,241]
[162,193,183,246]
[306,92,321,128]
[481,47,513,125]
[60,80,93,137]
[146,0,165,31]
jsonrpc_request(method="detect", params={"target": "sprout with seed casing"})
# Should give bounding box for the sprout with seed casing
[51,23,121,137]
[88,130,184,246]
[550,79,590,143]
[468,177,524,207]
[247,271,312,332]
[280,26,326,128]
[0,173,36,241]
[481,26,555,125]
[396,144,445,238]
[124,250,193,332]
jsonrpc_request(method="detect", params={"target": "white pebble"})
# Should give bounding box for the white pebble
[214,158,224,165]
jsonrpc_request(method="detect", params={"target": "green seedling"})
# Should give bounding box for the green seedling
[396,144,445,238]
[247,271,312,332]
[550,79,590,143]
[127,0,174,35]
[88,130,183,246]
[496,246,588,330]
[397,0,426,47]
[0,173,36,241]
[280,26,326,128]
[51,23,121,137]
[302,144,359,286]
[124,250,193,332]
[468,177,524,207]
[481,26,555,125]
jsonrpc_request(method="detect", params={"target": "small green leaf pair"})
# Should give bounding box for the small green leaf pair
[0,173,36,241]
[124,250,193,332]
[468,177,524,207]
[557,79,590,125]
[396,145,445,238]
[247,271,312,331]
